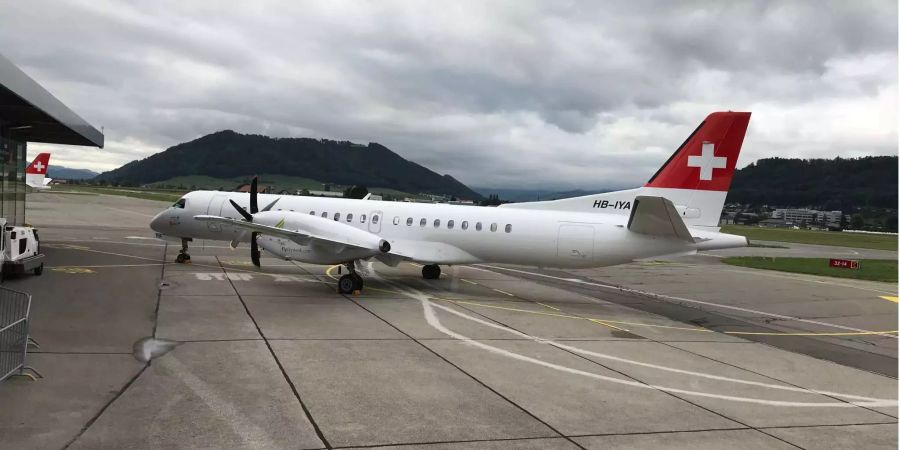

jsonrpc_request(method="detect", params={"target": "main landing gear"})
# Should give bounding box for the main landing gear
[422,264,441,280]
[337,261,364,294]
[175,238,192,264]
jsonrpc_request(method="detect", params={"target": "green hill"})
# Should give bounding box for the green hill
[727,156,897,210]
[149,174,416,198]
[94,130,482,200]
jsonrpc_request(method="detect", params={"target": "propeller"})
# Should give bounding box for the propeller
[229,176,279,267]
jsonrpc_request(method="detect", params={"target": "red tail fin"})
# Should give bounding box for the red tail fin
[26,153,51,175]
[644,112,750,192]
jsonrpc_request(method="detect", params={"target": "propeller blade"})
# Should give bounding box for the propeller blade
[260,198,279,212]
[251,232,261,267]
[250,176,259,214]
[229,199,253,222]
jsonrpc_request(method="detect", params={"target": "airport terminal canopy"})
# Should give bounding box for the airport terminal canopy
[0,52,103,147]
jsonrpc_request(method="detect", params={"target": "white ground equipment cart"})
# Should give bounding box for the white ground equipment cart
[0,219,44,280]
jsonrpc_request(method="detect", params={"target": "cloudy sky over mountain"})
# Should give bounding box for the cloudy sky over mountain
[1,0,896,189]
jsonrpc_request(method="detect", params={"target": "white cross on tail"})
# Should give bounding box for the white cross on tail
[34,161,45,172]
[687,142,726,181]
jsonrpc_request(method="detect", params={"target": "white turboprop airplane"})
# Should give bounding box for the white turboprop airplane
[150,111,751,294]
[25,153,52,191]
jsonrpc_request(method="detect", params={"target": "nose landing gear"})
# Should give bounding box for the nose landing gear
[175,238,192,264]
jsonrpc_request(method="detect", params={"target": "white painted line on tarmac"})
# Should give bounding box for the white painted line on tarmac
[366,268,897,408]
[472,264,898,339]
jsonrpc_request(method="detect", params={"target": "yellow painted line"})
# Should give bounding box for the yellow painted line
[536,302,561,311]
[723,330,899,336]
[879,296,898,303]
[50,267,95,274]
[320,267,897,337]
[446,299,710,332]
[492,288,516,297]
[460,278,479,285]
[588,318,630,332]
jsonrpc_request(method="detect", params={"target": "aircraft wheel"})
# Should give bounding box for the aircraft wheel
[34,263,43,276]
[422,264,441,280]
[352,274,364,291]
[338,274,357,294]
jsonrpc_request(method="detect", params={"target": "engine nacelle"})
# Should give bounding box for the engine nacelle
[251,210,390,264]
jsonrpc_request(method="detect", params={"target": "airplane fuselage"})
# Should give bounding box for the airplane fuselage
[151,190,744,268]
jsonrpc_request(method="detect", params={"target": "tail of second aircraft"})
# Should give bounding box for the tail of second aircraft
[500,111,751,229]
[25,153,52,189]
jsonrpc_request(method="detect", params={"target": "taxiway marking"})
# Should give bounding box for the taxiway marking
[474,264,898,338]
[363,270,899,408]
[323,266,896,337]
[51,267,95,274]
[879,296,898,303]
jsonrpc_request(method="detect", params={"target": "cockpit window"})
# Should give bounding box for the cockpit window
[173,198,186,209]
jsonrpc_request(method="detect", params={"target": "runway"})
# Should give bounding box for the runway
[0,192,896,449]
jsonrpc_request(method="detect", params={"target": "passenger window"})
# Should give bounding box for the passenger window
[461,221,468,230]
[433,219,440,228]
[420,218,426,227]
[448,220,454,229]
[347,213,353,222]
[361,214,367,223]
[406,217,413,226]
[172,198,186,209]
[321,212,328,218]
[334,213,340,221]
[505,224,512,233]
[490,223,498,232]
[476,222,482,231]
[373,215,379,224]
[393,216,400,225]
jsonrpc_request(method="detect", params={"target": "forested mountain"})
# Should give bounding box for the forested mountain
[48,166,98,180]
[726,156,897,211]
[94,130,481,199]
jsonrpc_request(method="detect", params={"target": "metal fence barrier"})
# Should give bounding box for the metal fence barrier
[0,287,32,382]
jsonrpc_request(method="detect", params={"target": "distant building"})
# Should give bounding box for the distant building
[306,190,343,198]
[759,218,790,228]
[772,209,844,228]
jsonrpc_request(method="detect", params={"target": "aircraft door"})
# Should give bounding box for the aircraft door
[557,224,594,263]
[207,194,228,232]
[368,210,383,233]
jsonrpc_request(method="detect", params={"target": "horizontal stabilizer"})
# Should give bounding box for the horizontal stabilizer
[627,196,694,243]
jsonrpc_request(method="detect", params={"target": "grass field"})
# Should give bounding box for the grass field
[722,257,897,283]
[721,225,898,251]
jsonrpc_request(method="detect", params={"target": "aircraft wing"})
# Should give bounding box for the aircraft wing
[627,196,695,243]
[193,215,387,252]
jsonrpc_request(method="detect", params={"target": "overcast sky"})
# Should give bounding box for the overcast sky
[1,0,896,190]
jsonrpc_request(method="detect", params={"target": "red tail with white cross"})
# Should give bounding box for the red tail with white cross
[644,112,750,192]
[26,153,51,175]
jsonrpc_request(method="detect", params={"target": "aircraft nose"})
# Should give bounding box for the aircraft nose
[150,210,168,233]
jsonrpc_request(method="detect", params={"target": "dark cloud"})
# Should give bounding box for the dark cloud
[1,0,895,189]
